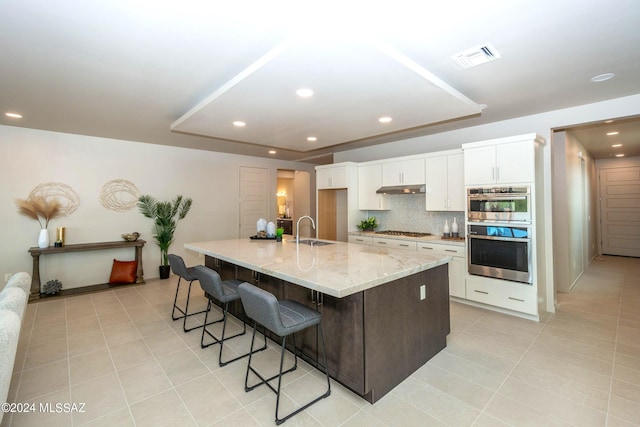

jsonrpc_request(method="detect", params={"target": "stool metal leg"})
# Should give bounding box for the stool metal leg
[201,302,267,366]
[243,322,331,425]
[171,277,209,332]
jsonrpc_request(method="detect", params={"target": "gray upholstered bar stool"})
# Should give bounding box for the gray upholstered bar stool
[167,254,209,333]
[194,265,267,366]
[237,282,331,425]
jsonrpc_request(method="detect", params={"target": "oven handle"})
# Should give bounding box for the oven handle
[467,234,530,243]
[468,195,528,201]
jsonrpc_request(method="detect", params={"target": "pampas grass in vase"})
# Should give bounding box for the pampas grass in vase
[16,196,64,247]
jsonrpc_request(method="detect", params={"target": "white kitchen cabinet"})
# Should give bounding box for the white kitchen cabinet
[463,139,536,186]
[417,241,465,298]
[372,238,417,251]
[425,151,465,211]
[317,165,348,189]
[348,235,373,245]
[358,164,388,210]
[382,158,425,186]
[465,275,537,315]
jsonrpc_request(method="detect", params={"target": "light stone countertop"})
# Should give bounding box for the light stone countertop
[185,239,450,298]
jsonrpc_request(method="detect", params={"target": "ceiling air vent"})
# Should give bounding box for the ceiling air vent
[451,43,501,69]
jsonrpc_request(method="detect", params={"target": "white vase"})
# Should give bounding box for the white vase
[38,228,50,248]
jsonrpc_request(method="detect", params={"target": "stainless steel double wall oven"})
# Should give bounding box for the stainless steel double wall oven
[467,187,533,284]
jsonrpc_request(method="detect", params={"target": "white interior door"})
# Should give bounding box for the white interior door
[239,166,269,238]
[599,166,640,257]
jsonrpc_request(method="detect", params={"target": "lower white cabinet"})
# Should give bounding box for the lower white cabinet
[348,235,373,245]
[372,238,417,251]
[417,242,465,298]
[465,275,537,315]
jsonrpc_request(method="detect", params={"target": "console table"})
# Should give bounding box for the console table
[28,240,146,301]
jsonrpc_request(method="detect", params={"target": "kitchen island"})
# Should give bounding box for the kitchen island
[185,238,451,403]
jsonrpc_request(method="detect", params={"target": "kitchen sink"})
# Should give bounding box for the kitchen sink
[296,239,334,246]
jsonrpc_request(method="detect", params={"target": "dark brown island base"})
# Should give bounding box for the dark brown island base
[192,239,450,403]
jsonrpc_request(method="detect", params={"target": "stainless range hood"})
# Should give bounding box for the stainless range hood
[376,185,426,194]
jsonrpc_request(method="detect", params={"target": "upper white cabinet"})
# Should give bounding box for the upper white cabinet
[425,151,465,211]
[382,158,425,186]
[463,135,541,186]
[358,164,388,210]
[317,164,348,189]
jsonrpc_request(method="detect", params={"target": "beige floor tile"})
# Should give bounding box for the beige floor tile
[484,394,568,427]
[23,336,68,370]
[109,338,154,371]
[411,363,495,410]
[363,393,447,427]
[102,322,141,347]
[156,348,209,386]
[292,377,358,427]
[208,408,262,427]
[66,315,101,337]
[117,360,173,405]
[427,350,507,392]
[29,321,67,345]
[17,359,69,401]
[143,329,188,357]
[608,394,640,425]
[67,331,107,357]
[390,377,480,426]
[65,303,97,322]
[97,309,132,329]
[79,407,135,427]
[133,317,172,337]
[70,372,127,425]
[175,373,243,425]
[443,337,517,374]
[498,375,607,426]
[508,363,609,412]
[613,363,640,387]
[339,409,388,427]
[69,349,115,386]
[129,389,197,427]
[244,392,322,427]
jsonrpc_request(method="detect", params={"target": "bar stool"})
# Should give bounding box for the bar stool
[237,282,331,425]
[194,265,267,366]
[167,254,209,333]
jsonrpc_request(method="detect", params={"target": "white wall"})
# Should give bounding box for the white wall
[0,125,314,291]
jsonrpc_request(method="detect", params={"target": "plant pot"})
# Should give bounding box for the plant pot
[159,265,171,279]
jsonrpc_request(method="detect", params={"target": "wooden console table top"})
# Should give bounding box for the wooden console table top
[28,239,146,301]
[29,239,146,255]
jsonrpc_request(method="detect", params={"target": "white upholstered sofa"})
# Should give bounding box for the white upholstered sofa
[0,272,30,422]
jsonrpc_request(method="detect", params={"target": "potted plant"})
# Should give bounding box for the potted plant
[357,217,378,231]
[137,194,192,279]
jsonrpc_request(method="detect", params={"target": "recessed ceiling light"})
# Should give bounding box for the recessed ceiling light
[296,88,314,97]
[606,131,619,136]
[232,121,246,127]
[268,150,276,154]
[307,136,317,142]
[590,73,615,82]
[612,144,623,148]
[5,112,22,119]
[378,116,392,124]
[615,154,625,157]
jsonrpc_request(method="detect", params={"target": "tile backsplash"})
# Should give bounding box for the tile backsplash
[364,194,465,236]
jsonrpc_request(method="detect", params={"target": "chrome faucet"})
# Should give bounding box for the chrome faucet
[296,215,316,244]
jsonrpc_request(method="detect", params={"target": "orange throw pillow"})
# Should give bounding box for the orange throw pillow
[109,259,138,284]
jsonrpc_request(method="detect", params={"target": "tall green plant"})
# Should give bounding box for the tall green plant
[137,194,192,266]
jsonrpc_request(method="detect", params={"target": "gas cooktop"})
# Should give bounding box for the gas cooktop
[374,230,433,238]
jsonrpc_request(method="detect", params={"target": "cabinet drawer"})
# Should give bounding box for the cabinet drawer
[348,235,373,245]
[372,239,417,251]
[465,275,537,315]
[417,242,464,258]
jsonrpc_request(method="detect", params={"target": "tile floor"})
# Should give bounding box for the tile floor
[2,255,639,426]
